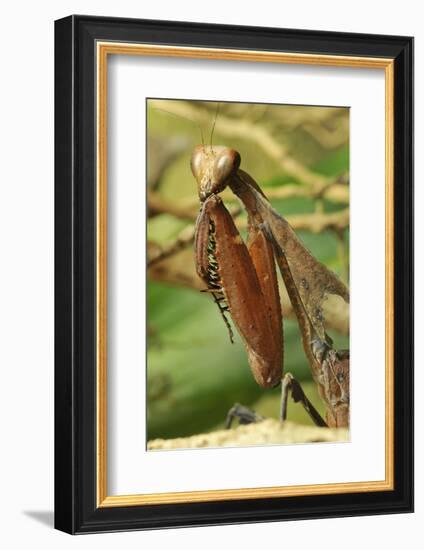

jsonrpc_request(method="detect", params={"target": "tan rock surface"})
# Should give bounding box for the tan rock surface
[148,419,349,450]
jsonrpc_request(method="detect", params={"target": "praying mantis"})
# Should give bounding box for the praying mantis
[191,144,350,429]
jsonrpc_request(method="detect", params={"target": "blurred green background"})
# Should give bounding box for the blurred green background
[146,100,349,441]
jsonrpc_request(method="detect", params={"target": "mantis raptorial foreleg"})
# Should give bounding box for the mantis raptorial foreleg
[194,192,282,388]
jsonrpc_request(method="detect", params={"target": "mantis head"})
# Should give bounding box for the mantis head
[191,145,241,201]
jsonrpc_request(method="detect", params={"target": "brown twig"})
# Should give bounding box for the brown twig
[172,182,349,223]
[302,119,349,149]
[148,191,198,221]
[148,206,349,270]
[148,226,196,267]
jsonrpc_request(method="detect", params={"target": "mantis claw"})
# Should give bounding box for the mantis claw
[225,403,264,429]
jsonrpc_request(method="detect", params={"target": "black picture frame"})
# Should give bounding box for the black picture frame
[55,15,414,534]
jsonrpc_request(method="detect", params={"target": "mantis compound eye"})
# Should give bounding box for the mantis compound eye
[190,145,206,182]
[214,149,241,187]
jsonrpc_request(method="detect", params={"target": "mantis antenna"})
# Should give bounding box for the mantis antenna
[209,102,220,151]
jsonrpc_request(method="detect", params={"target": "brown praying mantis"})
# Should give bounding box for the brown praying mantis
[191,144,350,429]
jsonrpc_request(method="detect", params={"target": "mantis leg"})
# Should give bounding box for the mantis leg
[280,373,327,427]
[224,378,327,430]
[225,403,264,429]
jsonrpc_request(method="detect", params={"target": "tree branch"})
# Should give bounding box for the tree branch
[150,99,336,191]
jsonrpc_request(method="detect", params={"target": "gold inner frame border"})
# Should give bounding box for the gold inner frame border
[96,42,394,508]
